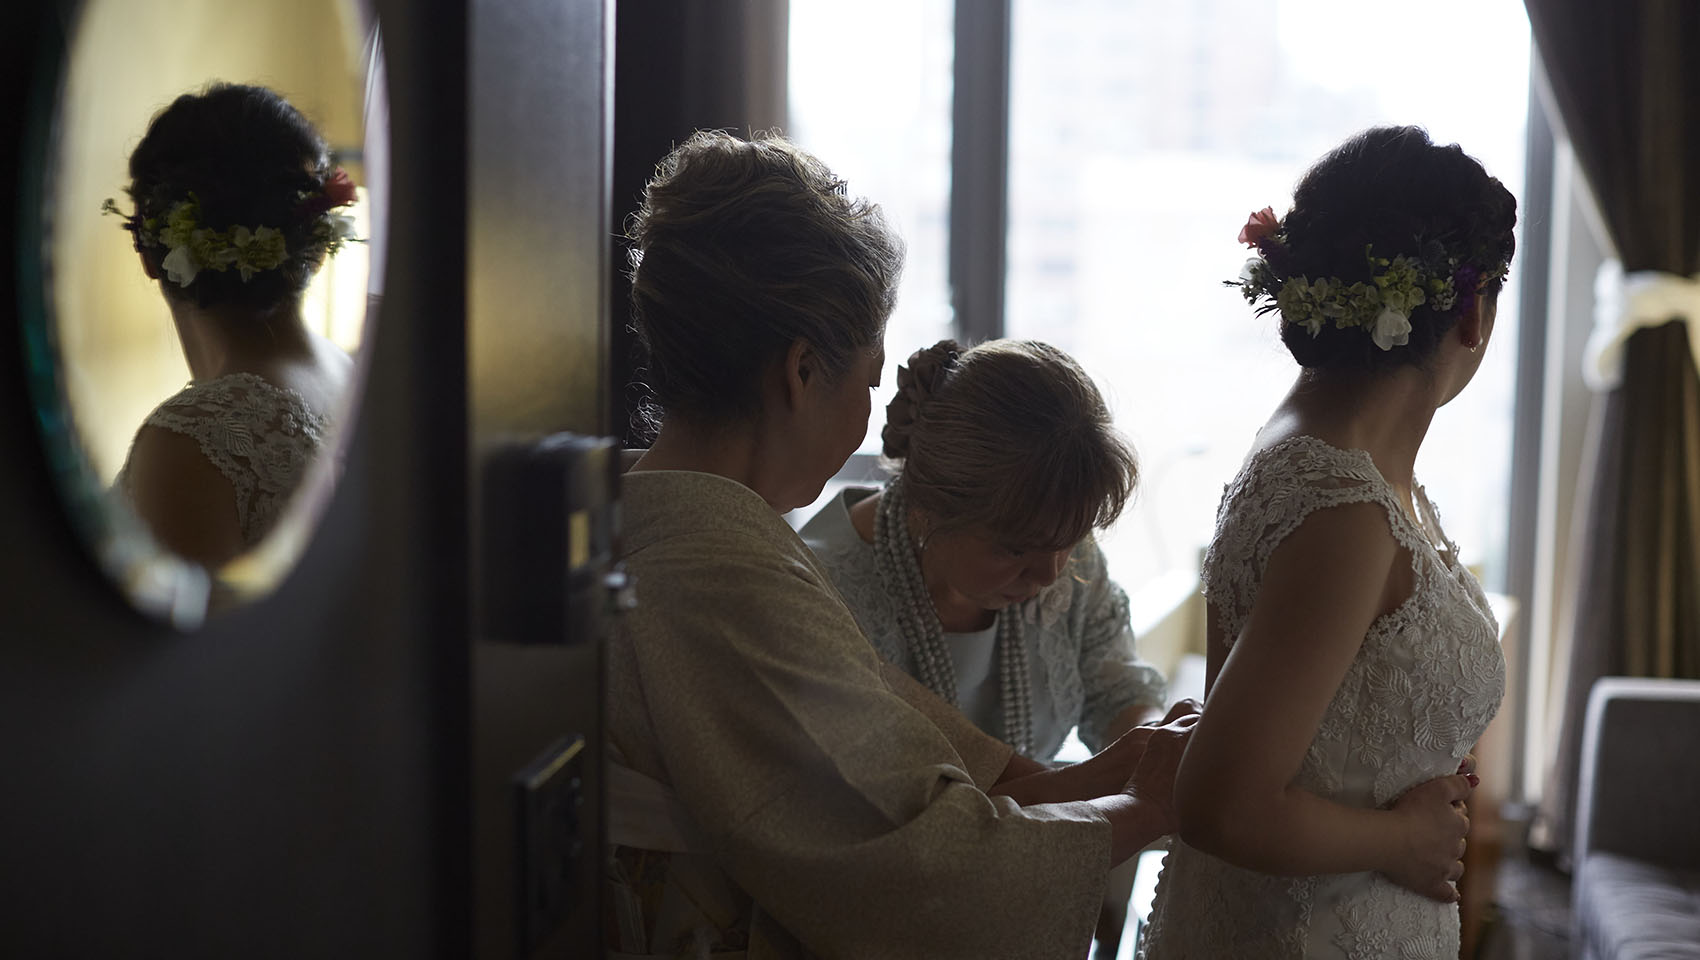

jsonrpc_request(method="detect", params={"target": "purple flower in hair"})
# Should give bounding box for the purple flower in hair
[1452,264,1480,314]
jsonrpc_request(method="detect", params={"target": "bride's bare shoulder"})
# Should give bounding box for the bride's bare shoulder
[1245,408,1355,461]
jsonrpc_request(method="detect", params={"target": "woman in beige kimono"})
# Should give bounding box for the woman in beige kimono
[608,130,1196,959]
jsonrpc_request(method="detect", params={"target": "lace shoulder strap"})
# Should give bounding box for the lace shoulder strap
[139,373,329,543]
[1202,436,1429,650]
[1412,481,1461,560]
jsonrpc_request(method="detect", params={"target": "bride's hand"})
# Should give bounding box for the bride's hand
[1383,773,1474,903]
[1457,753,1481,787]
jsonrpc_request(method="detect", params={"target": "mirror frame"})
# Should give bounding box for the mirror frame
[15,1,387,629]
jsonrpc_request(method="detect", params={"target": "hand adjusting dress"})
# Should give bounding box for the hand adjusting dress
[1139,436,1504,960]
[607,470,1115,960]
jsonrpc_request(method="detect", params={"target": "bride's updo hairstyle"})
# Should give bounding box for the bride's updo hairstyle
[626,131,904,434]
[883,339,1137,550]
[125,83,336,310]
[1274,126,1516,371]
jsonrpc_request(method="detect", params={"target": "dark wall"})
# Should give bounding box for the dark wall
[465,0,614,955]
[0,2,470,956]
[609,0,786,444]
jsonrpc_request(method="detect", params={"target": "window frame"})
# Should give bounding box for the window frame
[948,0,1012,345]
[1502,57,1557,804]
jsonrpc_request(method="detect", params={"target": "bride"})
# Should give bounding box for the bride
[1140,126,1515,959]
[108,83,356,568]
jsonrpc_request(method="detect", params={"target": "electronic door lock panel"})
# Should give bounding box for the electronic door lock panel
[481,433,626,644]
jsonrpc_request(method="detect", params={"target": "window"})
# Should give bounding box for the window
[788,0,1534,597]
[1005,0,1533,593]
[301,185,373,353]
[788,0,956,451]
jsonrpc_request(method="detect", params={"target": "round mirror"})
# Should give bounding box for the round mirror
[22,0,388,628]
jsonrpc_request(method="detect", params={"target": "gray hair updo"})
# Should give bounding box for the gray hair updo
[626,130,905,436]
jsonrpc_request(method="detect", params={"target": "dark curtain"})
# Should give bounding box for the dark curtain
[1525,1,1700,275]
[1523,0,1700,861]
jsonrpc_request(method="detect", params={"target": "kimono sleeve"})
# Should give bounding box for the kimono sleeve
[878,660,1016,791]
[624,536,1112,959]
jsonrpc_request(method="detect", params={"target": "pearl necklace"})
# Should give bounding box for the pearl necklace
[873,481,1033,755]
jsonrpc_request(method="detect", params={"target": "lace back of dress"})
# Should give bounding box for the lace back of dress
[1203,437,1434,653]
[137,373,330,546]
[1146,435,1507,960]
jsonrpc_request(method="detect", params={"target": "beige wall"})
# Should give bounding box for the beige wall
[50,0,370,482]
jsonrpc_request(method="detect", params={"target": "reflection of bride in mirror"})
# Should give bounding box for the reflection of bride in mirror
[103,83,355,569]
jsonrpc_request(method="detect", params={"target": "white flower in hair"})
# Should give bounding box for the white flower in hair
[1371,307,1412,351]
[160,244,199,287]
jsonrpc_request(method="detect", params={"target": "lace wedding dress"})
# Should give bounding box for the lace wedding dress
[1139,436,1504,960]
[117,372,332,548]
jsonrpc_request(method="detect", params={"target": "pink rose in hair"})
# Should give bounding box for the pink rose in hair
[321,168,359,208]
[298,167,359,219]
[1238,207,1280,249]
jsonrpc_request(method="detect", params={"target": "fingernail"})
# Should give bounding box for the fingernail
[1466,774,1480,787]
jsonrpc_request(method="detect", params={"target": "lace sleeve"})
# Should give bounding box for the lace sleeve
[1069,541,1167,753]
[812,536,910,670]
[131,374,329,546]
[1202,437,1426,652]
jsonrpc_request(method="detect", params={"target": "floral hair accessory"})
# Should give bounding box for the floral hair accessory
[103,167,361,289]
[1228,206,1509,352]
[1239,207,1280,250]
[297,167,359,219]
